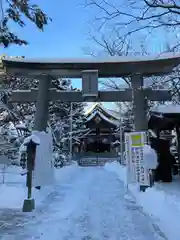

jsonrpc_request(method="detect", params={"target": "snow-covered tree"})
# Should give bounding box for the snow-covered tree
[0,74,87,159]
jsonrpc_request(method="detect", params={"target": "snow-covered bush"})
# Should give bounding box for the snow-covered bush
[53,152,66,168]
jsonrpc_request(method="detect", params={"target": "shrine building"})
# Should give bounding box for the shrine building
[79,103,120,154]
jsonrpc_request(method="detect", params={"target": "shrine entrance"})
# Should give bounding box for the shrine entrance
[82,103,119,156]
[86,139,111,153]
[1,55,180,164]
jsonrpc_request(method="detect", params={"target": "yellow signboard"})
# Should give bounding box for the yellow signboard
[131,134,144,147]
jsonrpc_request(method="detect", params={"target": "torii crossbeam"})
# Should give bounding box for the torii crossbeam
[10,88,171,102]
[2,54,180,132]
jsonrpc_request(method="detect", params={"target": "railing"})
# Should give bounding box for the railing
[75,151,118,158]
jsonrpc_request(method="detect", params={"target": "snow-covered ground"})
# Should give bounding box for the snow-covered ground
[0,164,77,210]
[0,163,166,240]
[105,161,180,240]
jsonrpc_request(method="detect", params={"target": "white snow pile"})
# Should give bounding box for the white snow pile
[0,163,77,210]
[0,165,51,209]
[32,131,55,187]
[104,162,180,240]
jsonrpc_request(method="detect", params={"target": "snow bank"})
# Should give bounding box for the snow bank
[104,162,127,184]
[0,165,50,209]
[0,184,55,209]
[104,162,180,240]
[0,166,26,209]
[0,185,26,209]
[0,163,78,210]
[32,131,54,187]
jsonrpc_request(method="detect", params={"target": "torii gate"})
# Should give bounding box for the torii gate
[2,55,180,208]
[2,55,180,133]
[2,54,180,211]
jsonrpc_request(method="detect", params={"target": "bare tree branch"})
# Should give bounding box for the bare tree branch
[86,0,180,44]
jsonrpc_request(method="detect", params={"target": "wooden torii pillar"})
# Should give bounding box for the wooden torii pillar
[131,74,148,131]
[33,76,51,131]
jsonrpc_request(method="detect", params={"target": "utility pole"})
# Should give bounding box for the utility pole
[69,102,73,161]
[120,124,124,164]
[118,103,123,164]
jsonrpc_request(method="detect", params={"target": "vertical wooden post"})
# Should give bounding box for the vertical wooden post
[33,76,51,131]
[82,70,98,97]
[33,75,51,191]
[22,76,51,212]
[175,126,180,174]
[69,102,73,161]
[22,141,38,212]
[131,74,148,131]
[131,74,148,192]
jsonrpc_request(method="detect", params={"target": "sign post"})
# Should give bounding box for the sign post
[69,102,73,162]
[125,132,149,191]
[2,164,6,184]
[23,138,39,212]
[0,155,9,184]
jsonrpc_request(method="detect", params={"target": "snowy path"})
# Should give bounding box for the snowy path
[0,166,167,240]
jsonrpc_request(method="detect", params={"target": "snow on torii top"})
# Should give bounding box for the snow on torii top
[2,53,180,77]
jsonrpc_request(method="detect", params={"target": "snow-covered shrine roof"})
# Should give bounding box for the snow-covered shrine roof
[85,103,119,127]
[148,104,180,131]
[85,103,119,119]
[151,104,180,114]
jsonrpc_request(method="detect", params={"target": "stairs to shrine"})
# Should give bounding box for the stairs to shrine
[77,152,118,166]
